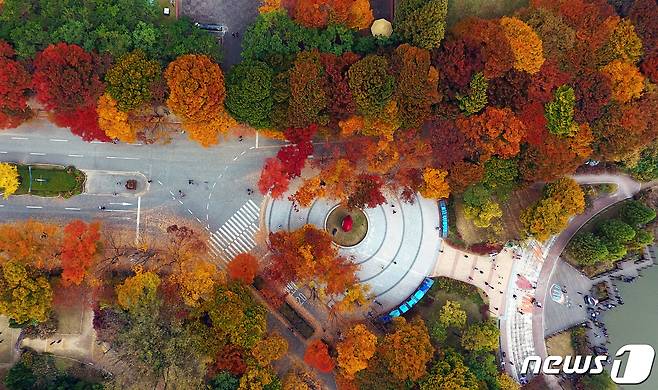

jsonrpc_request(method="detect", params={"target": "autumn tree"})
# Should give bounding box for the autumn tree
[456,72,488,116]
[171,258,219,307]
[286,51,328,128]
[165,54,235,146]
[347,174,386,209]
[32,43,105,113]
[251,333,288,367]
[545,85,577,137]
[336,324,377,379]
[60,220,100,286]
[599,18,644,65]
[227,253,259,285]
[448,161,484,193]
[347,0,374,30]
[277,125,316,179]
[304,339,335,373]
[521,7,575,63]
[258,157,291,198]
[395,0,448,49]
[0,42,32,129]
[429,119,468,169]
[621,200,656,227]
[379,316,434,381]
[420,167,450,199]
[0,220,61,270]
[601,60,644,103]
[439,300,467,329]
[452,18,513,79]
[573,71,612,123]
[0,261,53,324]
[393,44,437,128]
[105,50,161,112]
[486,69,530,113]
[456,107,526,161]
[432,38,484,94]
[0,162,19,198]
[225,60,274,128]
[461,320,499,352]
[97,93,137,142]
[52,106,110,142]
[348,55,395,117]
[420,349,479,390]
[321,52,360,121]
[499,17,544,74]
[115,266,161,312]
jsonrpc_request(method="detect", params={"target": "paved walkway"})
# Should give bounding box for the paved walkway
[432,243,516,317]
[264,192,442,315]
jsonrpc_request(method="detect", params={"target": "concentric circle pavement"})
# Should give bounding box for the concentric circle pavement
[265,193,443,314]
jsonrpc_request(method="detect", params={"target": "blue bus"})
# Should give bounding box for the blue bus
[379,278,435,323]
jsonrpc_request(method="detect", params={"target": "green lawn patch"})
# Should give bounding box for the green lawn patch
[446,0,529,27]
[325,206,368,247]
[15,165,85,198]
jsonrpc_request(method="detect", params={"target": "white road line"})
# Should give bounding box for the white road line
[178,200,183,205]
[206,204,210,210]
[157,180,163,185]
[106,156,140,160]
[26,206,42,209]
[50,139,69,142]
[128,143,143,146]
[91,140,104,144]
[109,202,133,206]
[107,209,134,213]
[187,208,193,215]
[67,154,84,157]
[169,190,175,196]
[0,151,7,154]
[135,196,141,244]
[196,217,201,223]
[213,182,217,189]
[29,152,46,156]
[64,207,81,211]
[0,205,4,207]
[11,136,28,140]
[208,193,212,199]
[233,156,238,161]
[240,150,246,156]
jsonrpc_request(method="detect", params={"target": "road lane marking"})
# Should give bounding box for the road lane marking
[208,193,212,199]
[65,207,81,211]
[105,156,140,160]
[50,139,69,142]
[106,209,134,213]
[67,154,84,157]
[135,196,141,244]
[240,150,246,156]
[196,217,201,223]
[29,152,46,156]
[178,200,183,205]
[0,152,6,154]
[157,180,163,185]
[233,156,238,161]
[206,203,210,209]
[110,202,133,206]
[91,140,104,144]
[187,208,193,215]
[26,206,43,209]
[11,136,28,140]
[0,205,4,207]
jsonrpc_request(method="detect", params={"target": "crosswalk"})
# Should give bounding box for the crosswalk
[207,199,260,266]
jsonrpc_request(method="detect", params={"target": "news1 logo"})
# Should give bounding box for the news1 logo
[520,344,655,384]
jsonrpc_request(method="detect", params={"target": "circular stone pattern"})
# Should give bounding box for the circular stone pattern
[325,205,368,247]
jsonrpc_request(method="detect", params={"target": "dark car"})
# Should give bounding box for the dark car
[584,295,598,306]
[194,22,228,35]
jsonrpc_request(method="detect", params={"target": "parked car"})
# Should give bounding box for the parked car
[194,22,228,35]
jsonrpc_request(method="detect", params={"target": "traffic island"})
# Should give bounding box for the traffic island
[15,164,85,198]
[324,205,368,247]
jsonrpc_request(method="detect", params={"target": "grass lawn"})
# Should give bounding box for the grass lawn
[15,165,85,198]
[546,331,575,357]
[157,0,177,22]
[446,0,529,27]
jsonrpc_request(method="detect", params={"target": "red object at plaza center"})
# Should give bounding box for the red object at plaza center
[341,215,353,232]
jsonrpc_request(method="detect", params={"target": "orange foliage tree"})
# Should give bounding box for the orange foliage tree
[171,257,220,307]
[336,324,377,379]
[227,253,259,284]
[452,18,513,78]
[0,220,61,270]
[97,93,136,143]
[456,107,526,162]
[293,0,372,29]
[378,316,434,381]
[304,339,335,372]
[420,167,450,199]
[165,54,235,146]
[60,220,101,286]
[499,16,545,74]
[601,60,645,103]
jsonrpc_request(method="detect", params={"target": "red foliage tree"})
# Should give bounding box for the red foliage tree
[519,134,581,182]
[428,118,468,169]
[519,102,548,147]
[527,60,571,104]
[452,18,514,79]
[347,174,386,209]
[629,0,658,54]
[432,38,485,95]
[448,161,484,193]
[276,124,317,179]
[0,40,33,129]
[52,106,110,142]
[0,40,15,58]
[487,69,531,112]
[573,71,612,123]
[641,55,658,84]
[212,344,247,376]
[227,253,259,284]
[304,339,335,373]
[32,43,104,113]
[61,220,101,286]
[321,52,360,121]
[258,158,291,198]
[456,107,526,161]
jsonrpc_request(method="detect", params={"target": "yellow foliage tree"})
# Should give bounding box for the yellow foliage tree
[258,0,281,13]
[171,258,219,307]
[0,162,19,199]
[0,261,53,324]
[601,18,643,64]
[251,333,288,366]
[97,93,136,143]
[601,60,645,103]
[499,17,544,74]
[420,167,450,199]
[338,115,364,137]
[116,265,161,311]
[379,316,434,381]
[336,324,377,379]
[464,200,503,228]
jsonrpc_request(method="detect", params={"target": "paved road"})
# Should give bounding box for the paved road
[500,172,644,387]
[0,120,282,265]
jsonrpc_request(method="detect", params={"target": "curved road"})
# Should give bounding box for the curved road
[501,172,645,387]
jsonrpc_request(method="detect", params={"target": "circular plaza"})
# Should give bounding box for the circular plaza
[264,193,442,314]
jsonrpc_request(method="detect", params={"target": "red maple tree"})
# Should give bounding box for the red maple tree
[227,253,259,284]
[258,157,291,198]
[304,339,335,372]
[60,220,101,286]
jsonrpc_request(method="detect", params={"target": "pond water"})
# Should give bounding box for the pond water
[604,264,658,389]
